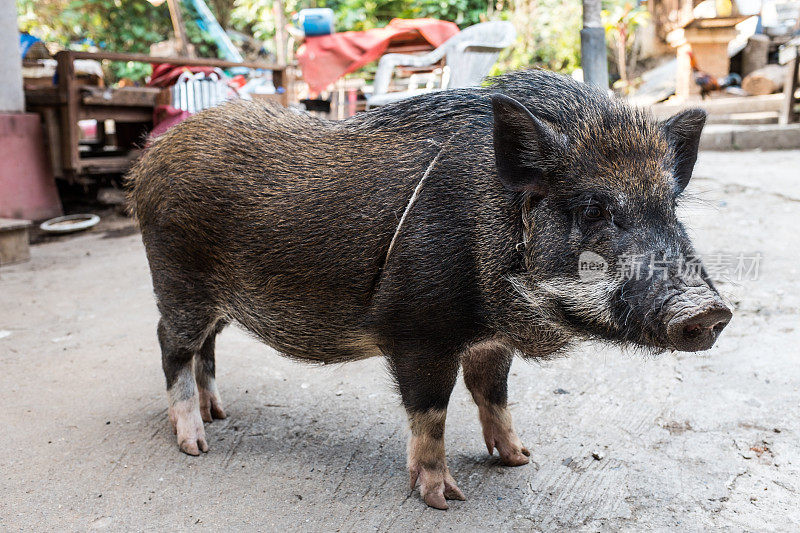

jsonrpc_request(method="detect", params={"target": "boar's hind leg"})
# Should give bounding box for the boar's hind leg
[158,317,210,456]
[195,320,228,423]
[394,354,465,510]
[462,342,530,466]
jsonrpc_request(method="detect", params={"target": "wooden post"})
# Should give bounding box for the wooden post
[166,0,191,57]
[779,50,799,125]
[55,51,79,182]
[31,106,62,178]
[273,0,287,65]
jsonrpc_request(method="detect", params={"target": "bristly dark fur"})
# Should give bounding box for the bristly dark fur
[128,68,728,507]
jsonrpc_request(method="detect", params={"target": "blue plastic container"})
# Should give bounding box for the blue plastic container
[299,8,335,37]
[19,33,41,59]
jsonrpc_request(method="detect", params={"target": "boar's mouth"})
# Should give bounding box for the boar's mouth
[507,274,731,355]
[611,286,732,353]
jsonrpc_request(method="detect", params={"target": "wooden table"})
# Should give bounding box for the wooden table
[25,51,290,182]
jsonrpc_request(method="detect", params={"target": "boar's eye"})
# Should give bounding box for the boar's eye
[582,204,606,223]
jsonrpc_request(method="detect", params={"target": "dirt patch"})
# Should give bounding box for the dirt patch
[660,420,693,435]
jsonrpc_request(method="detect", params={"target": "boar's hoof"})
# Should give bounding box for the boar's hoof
[409,466,465,510]
[496,445,531,467]
[198,386,227,423]
[484,428,530,466]
[480,410,531,466]
[169,398,209,456]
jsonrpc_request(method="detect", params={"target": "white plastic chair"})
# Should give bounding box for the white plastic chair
[366,21,517,109]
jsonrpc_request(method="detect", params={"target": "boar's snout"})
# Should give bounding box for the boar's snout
[665,296,731,352]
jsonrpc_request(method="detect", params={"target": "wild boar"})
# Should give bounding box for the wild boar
[128,69,731,509]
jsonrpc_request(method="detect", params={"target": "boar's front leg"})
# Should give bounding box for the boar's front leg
[462,342,530,466]
[394,353,465,509]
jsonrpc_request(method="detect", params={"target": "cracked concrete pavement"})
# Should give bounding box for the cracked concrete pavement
[1,150,798,531]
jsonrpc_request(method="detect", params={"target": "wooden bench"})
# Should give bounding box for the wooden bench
[25,51,290,182]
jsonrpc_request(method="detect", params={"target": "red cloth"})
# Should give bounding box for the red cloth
[149,105,192,141]
[297,18,459,94]
[148,64,218,88]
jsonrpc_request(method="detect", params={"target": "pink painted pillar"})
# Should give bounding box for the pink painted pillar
[0,2,62,221]
[0,113,63,220]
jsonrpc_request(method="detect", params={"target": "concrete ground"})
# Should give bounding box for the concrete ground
[1,150,798,531]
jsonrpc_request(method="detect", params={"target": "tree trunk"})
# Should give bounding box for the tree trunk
[273,0,287,65]
[166,0,191,57]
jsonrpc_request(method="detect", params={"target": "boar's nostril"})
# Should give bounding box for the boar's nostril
[668,306,731,352]
[683,323,702,337]
[712,317,730,333]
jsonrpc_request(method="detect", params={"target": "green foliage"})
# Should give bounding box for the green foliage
[18,0,170,52]
[323,0,410,31]
[183,0,225,57]
[413,0,488,27]
[21,0,636,83]
[229,0,489,43]
[16,0,221,82]
[603,0,650,39]
[230,0,276,43]
[603,0,650,88]
[323,0,489,31]
[495,0,582,75]
[494,0,652,79]
[112,60,154,81]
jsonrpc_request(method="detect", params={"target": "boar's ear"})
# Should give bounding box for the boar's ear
[492,94,565,197]
[661,108,706,193]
